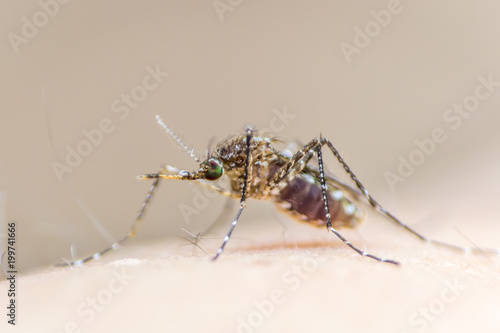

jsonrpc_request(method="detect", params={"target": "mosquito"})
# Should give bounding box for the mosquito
[61,115,498,267]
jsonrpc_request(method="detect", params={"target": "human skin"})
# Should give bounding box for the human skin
[2,207,499,333]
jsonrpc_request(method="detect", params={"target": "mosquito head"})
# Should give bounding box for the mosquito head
[199,158,224,181]
[139,115,223,182]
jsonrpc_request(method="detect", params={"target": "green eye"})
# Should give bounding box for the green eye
[205,159,223,181]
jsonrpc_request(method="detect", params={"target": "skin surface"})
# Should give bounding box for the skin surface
[1,201,499,333]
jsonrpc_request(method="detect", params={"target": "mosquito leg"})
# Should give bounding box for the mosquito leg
[316,142,399,265]
[266,138,394,264]
[56,176,161,267]
[212,127,253,260]
[320,138,500,257]
[263,139,319,197]
[268,138,319,187]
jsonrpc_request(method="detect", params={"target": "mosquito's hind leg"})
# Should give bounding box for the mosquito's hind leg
[319,138,500,257]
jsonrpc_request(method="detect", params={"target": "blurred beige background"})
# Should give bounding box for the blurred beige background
[1,1,500,333]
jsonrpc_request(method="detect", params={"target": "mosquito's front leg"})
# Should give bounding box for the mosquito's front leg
[56,176,162,267]
[212,127,254,260]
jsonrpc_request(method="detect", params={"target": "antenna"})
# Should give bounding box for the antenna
[155,115,200,163]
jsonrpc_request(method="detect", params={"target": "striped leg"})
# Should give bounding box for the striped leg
[314,139,399,265]
[57,176,161,267]
[320,138,499,258]
[212,127,253,260]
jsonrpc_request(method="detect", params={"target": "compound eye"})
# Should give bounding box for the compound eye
[205,159,223,181]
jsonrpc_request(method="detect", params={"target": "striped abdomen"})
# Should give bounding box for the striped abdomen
[276,173,364,229]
